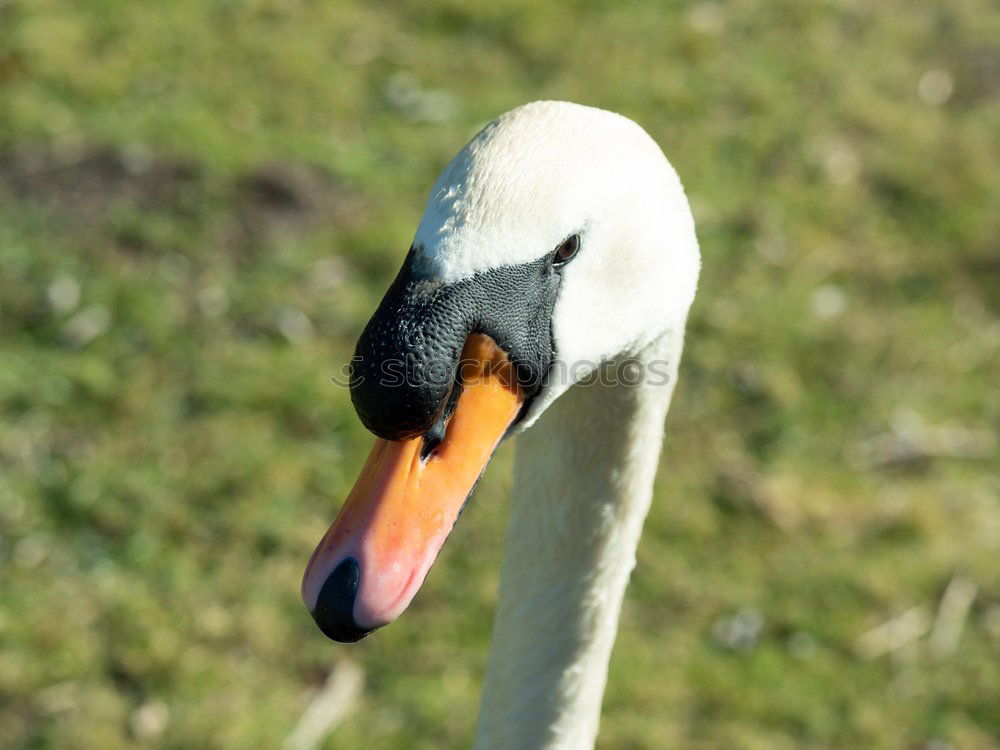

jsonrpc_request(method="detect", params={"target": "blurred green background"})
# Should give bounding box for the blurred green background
[2,0,999,748]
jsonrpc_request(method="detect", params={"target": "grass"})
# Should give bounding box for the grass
[1,0,999,747]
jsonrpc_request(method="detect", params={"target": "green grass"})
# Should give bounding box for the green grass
[2,0,999,747]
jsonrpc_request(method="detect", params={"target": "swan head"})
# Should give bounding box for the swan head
[302,101,700,642]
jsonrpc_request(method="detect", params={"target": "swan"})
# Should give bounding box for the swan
[301,100,700,749]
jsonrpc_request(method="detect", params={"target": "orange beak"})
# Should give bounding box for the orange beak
[302,334,524,641]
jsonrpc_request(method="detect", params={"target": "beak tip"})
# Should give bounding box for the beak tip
[309,557,376,643]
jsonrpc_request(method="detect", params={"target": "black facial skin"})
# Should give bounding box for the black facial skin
[349,247,564,442]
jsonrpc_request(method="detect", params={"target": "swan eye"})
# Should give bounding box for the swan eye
[552,234,580,267]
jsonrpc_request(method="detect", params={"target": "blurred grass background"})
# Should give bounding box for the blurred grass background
[1,0,999,748]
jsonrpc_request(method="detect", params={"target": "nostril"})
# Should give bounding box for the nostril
[421,376,465,461]
[310,558,374,643]
[420,419,447,461]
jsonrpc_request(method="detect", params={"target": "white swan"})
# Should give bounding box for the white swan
[301,101,700,749]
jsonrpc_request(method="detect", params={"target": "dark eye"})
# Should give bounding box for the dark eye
[552,234,580,267]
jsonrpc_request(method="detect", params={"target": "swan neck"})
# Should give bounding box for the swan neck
[474,333,683,750]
